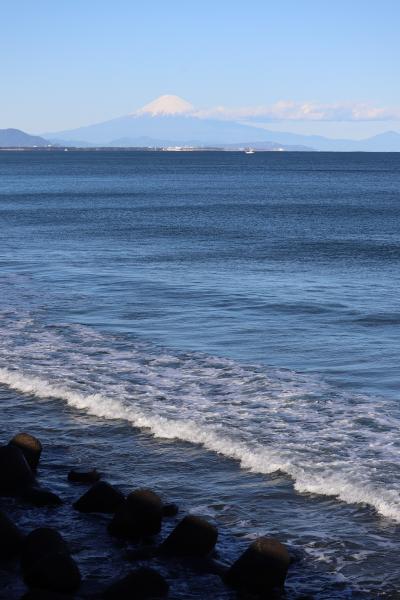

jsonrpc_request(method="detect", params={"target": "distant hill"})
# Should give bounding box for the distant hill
[221,141,314,152]
[356,131,400,152]
[46,137,93,148]
[0,128,49,147]
[248,128,400,152]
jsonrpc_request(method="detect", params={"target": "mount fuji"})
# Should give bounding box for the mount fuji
[45,95,310,149]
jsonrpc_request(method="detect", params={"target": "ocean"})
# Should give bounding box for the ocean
[1,150,400,598]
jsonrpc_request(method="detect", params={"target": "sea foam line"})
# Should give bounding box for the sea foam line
[1,366,399,522]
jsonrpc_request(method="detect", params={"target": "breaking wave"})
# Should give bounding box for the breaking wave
[0,317,400,522]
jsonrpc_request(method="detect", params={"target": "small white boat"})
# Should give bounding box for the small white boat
[244,148,255,154]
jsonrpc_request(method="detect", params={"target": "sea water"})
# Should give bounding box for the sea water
[1,150,400,598]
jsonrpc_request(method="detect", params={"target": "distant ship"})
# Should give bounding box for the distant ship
[244,148,255,154]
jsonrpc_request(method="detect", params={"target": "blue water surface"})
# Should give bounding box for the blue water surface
[1,151,400,598]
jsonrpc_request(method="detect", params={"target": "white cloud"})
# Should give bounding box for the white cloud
[133,95,400,123]
[193,101,400,122]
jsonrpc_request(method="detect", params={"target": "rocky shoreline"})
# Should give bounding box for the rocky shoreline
[1,432,296,599]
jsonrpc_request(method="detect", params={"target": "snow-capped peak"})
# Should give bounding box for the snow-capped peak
[135,95,194,116]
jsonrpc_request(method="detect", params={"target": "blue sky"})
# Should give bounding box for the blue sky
[1,0,399,138]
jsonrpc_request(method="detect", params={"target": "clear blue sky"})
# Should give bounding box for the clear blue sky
[1,0,399,137]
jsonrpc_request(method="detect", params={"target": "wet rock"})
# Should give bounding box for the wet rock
[73,481,124,513]
[109,489,163,539]
[160,515,218,557]
[21,528,80,593]
[22,486,63,507]
[0,444,35,495]
[23,551,81,593]
[0,509,24,559]
[225,536,290,595]
[108,502,132,537]
[9,433,43,472]
[103,567,169,599]
[21,528,70,572]
[68,467,101,484]
[20,591,75,599]
[162,503,179,517]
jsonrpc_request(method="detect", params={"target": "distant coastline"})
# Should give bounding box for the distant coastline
[2,146,398,153]
[0,146,305,152]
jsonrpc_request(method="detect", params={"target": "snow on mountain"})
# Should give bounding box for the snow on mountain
[135,95,194,116]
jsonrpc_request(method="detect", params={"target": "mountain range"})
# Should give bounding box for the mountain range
[0,128,49,147]
[45,95,307,148]
[2,95,400,151]
[43,96,400,151]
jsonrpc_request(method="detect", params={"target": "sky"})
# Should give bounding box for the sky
[1,0,399,138]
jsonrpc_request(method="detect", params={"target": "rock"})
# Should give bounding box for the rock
[21,528,70,572]
[225,536,290,595]
[0,445,35,495]
[9,433,42,471]
[22,486,63,507]
[73,481,124,513]
[68,468,101,484]
[109,489,163,539]
[103,567,169,599]
[20,591,75,599]
[162,503,179,517]
[0,509,24,559]
[21,528,80,593]
[23,551,81,593]
[160,515,218,557]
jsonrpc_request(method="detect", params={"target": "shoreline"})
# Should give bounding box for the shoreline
[0,390,292,599]
[0,384,377,599]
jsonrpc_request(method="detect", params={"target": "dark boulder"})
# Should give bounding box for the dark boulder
[22,486,63,507]
[73,481,124,513]
[109,489,163,539]
[160,515,218,557]
[0,444,35,495]
[9,433,42,471]
[103,567,169,599]
[0,509,24,559]
[20,590,75,599]
[21,528,80,593]
[23,551,81,593]
[127,489,163,532]
[225,536,290,595]
[162,503,179,517]
[68,468,101,484]
[21,528,70,572]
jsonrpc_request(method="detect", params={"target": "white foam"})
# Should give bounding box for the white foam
[1,333,400,523]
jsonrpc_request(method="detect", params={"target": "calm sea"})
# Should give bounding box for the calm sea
[1,150,400,598]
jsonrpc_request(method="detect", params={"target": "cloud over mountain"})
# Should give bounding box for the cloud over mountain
[125,95,400,123]
[86,94,400,122]
[193,101,400,122]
